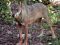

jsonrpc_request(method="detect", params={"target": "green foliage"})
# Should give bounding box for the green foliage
[0,0,8,13]
[0,0,13,24]
[42,23,50,29]
[48,5,60,25]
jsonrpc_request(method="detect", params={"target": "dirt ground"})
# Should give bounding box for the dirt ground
[0,20,60,45]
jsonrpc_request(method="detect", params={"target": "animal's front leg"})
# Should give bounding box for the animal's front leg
[25,25,28,45]
[16,24,23,45]
[19,30,23,45]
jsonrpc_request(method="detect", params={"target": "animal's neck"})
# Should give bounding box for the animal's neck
[20,3,29,20]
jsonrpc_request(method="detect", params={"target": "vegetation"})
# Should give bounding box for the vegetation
[0,0,13,24]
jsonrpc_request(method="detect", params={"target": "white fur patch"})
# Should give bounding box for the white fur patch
[15,10,21,17]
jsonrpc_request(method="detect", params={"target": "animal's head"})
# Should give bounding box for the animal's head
[11,1,21,19]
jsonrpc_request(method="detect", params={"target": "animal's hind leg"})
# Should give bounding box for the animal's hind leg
[43,8,56,38]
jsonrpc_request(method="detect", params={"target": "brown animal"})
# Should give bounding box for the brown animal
[11,2,56,45]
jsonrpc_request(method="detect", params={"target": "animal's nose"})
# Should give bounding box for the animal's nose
[12,14,15,17]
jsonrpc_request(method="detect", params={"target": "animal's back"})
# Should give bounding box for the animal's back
[22,3,48,24]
